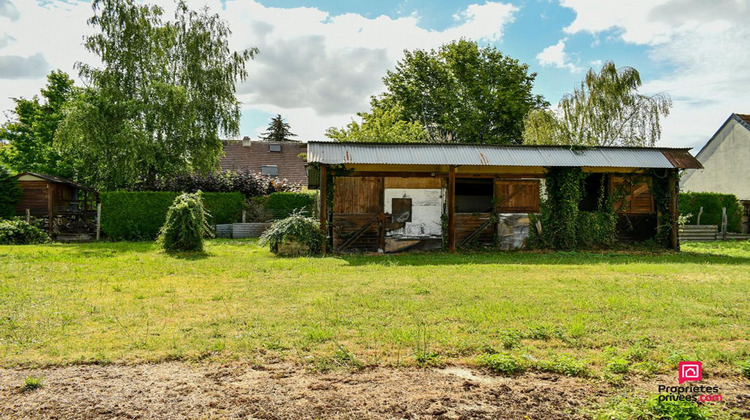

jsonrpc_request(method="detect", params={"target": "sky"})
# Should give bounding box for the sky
[1,0,749,151]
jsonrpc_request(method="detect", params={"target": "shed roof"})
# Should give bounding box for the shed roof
[307,142,702,169]
[16,172,98,192]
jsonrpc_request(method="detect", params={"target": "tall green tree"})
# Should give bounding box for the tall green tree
[523,61,672,147]
[368,39,546,144]
[326,105,427,143]
[0,164,22,219]
[55,0,256,190]
[260,114,297,141]
[0,70,77,178]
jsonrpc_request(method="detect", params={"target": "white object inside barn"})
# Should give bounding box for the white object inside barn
[384,188,443,238]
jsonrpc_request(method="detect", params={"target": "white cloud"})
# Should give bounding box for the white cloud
[0,52,50,79]
[0,0,20,21]
[0,0,518,141]
[560,0,750,149]
[536,38,582,72]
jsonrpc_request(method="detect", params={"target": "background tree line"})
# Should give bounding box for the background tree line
[0,1,671,194]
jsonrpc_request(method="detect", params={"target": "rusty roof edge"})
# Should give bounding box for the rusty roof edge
[660,150,703,169]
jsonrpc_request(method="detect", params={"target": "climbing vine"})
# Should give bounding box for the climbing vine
[647,168,676,248]
[529,167,617,250]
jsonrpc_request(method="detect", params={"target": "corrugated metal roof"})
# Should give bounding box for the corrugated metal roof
[307,142,702,169]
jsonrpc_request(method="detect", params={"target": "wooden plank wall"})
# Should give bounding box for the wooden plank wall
[384,177,443,189]
[333,177,383,214]
[15,181,49,215]
[332,177,384,252]
[612,176,654,214]
[495,180,540,213]
[455,213,495,246]
[332,213,381,252]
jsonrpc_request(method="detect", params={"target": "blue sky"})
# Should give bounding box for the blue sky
[1,0,749,150]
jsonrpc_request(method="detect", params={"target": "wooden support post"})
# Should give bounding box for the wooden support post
[319,164,328,254]
[668,169,679,250]
[379,176,386,252]
[47,182,55,233]
[26,208,30,224]
[447,165,456,253]
[96,202,102,241]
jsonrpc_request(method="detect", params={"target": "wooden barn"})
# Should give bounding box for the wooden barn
[15,173,99,233]
[306,142,702,254]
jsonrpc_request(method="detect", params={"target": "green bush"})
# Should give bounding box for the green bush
[0,165,22,219]
[264,191,316,219]
[478,353,524,375]
[576,210,617,248]
[679,192,742,232]
[245,196,274,222]
[202,192,243,226]
[260,211,323,255]
[158,192,211,252]
[101,191,244,240]
[0,219,49,245]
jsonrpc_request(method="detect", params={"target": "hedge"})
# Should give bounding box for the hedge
[101,191,244,240]
[679,192,742,232]
[264,191,316,219]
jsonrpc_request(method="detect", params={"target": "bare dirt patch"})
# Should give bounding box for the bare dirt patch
[1,362,747,419]
[0,362,606,419]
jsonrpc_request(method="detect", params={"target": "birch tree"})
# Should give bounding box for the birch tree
[523,61,672,147]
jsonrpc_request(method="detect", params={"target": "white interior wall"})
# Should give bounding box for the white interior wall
[384,188,443,237]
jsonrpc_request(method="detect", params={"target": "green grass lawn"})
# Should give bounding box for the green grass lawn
[1,240,749,379]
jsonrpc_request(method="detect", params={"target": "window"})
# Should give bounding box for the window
[269,143,282,152]
[455,178,494,213]
[391,198,412,223]
[261,165,278,177]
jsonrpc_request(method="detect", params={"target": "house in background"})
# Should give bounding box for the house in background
[219,137,308,185]
[681,113,750,232]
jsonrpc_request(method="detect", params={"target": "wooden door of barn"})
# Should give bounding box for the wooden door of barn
[332,177,385,252]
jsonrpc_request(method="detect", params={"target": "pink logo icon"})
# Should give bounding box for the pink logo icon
[678,361,702,384]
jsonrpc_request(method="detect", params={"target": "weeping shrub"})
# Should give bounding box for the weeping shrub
[0,219,49,245]
[260,211,323,255]
[158,192,211,252]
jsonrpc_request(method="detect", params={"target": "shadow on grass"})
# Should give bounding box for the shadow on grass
[163,250,210,260]
[47,241,210,260]
[336,249,750,267]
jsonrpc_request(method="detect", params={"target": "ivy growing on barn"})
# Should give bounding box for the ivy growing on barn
[529,167,617,250]
[647,168,677,248]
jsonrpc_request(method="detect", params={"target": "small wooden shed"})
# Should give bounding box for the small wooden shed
[15,173,99,232]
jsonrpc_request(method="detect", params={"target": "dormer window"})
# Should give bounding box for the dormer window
[269,143,282,152]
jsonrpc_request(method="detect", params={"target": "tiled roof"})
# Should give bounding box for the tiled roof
[735,114,750,125]
[219,140,308,184]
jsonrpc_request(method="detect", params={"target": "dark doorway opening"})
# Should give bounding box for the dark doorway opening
[455,178,493,212]
[579,174,609,211]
